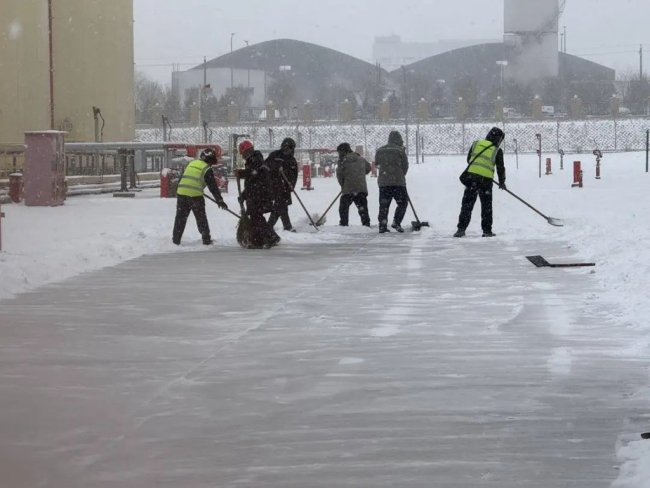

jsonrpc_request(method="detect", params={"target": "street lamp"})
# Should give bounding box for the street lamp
[230,33,235,89]
[496,60,508,92]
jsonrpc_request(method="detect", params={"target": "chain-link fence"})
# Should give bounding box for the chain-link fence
[136,117,650,157]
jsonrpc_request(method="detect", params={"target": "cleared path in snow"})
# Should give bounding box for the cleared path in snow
[0,230,647,487]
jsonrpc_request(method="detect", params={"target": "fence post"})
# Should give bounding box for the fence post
[646,129,649,173]
[536,133,542,178]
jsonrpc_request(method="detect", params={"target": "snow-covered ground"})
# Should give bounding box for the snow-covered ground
[1,150,650,485]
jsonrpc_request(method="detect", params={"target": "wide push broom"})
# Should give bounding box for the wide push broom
[235,177,253,247]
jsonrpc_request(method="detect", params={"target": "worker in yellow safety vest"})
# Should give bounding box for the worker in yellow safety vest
[454,127,507,238]
[173,148,228,246]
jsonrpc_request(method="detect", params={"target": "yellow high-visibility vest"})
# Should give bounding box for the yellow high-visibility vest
[467,140,497,179]
[177,160,209,197]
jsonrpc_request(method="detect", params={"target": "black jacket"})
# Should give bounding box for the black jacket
[241,150,274,214]
[265,149,298,205]
[204,166,224,202]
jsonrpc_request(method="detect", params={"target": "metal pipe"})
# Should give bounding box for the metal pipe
[48,0,55,129]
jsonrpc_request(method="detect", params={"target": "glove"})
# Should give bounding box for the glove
[217,200,228,210]
[235,169,246,179]
[498,182,507,190]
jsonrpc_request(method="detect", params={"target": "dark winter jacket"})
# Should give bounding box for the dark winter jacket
[204,166,225,202]
[241,150,274,214]
[336,152,371,195]
[374,131,409,187]
[265,149,298,206]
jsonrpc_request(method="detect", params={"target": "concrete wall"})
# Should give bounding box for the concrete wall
[0,0,135,144]
[52,0,135,142]
[0,0,51,143]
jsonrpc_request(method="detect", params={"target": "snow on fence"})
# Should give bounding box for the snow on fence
[136,117,650,156]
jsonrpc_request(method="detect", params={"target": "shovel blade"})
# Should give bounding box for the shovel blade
[411,221,430,232]
[526,255,552,268]
[547,217,564,227]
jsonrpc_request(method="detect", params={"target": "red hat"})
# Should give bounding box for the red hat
[238,140,254,155]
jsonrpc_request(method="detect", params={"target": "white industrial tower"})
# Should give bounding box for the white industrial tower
[503,0,566,84]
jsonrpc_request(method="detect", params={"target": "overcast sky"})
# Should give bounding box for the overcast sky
[134,0,650,84]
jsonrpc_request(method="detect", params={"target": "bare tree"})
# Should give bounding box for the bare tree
[134,71,166,124]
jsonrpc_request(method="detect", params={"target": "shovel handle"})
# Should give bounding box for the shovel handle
[280,170,320,231]
[493,180,552,221]
[204,193,241,219]
[315,191,342,226]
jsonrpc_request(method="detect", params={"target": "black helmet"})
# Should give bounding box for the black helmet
[281,137,296,151]
[200,148,218,164]
[486,127,505,146]
[336,142,352,154]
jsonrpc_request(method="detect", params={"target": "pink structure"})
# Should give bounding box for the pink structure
[24,131,66,207]
[0,199,4,251]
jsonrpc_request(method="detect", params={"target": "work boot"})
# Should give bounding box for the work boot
[203,238,213,246]
[379,226,391,234]
[482,231,497,238]
[173,238,181,245]
[391,222,405,233]
[284,227,297,233]
[453,230,466,238]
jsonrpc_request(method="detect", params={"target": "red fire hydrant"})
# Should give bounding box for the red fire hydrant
[301,164,313,190]
[9,173,22,203]
[571,161,583,188]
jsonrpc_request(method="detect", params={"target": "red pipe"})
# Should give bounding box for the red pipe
[48,0,54,129]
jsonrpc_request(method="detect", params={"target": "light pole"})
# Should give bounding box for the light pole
[244,41,250,87]
[230,33,235,90]
[279,65,292,117]
[496,60,508,95]
[402,65,409,155]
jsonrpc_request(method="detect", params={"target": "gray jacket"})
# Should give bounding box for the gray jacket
[375,132,409,187]
[336,152,371,195]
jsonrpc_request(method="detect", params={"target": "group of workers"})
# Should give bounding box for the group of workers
[172,126,507,246]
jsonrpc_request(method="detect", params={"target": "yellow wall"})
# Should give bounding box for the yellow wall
[52,0,135,142]
[0,0,51,143]
[0,0,135,144]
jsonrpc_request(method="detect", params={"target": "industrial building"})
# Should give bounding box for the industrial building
[172,67,267,108]
[372,35,501,72]
[0,0,135,143]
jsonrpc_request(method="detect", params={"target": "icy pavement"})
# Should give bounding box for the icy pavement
[0,230,648,487]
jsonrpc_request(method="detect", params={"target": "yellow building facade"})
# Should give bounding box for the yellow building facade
[0,0,135,143]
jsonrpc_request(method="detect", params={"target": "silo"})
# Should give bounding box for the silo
[504,0,560,84]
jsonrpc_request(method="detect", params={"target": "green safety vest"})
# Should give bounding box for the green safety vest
[177,159,209,197]
[467,140,497,179]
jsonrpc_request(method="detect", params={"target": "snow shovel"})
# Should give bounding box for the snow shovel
[526,255,595,268]
[314,191,342,227]
[280,170,320,231]
[407,193,430,231]
[495,181,564,227]
[204,193,241,219]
